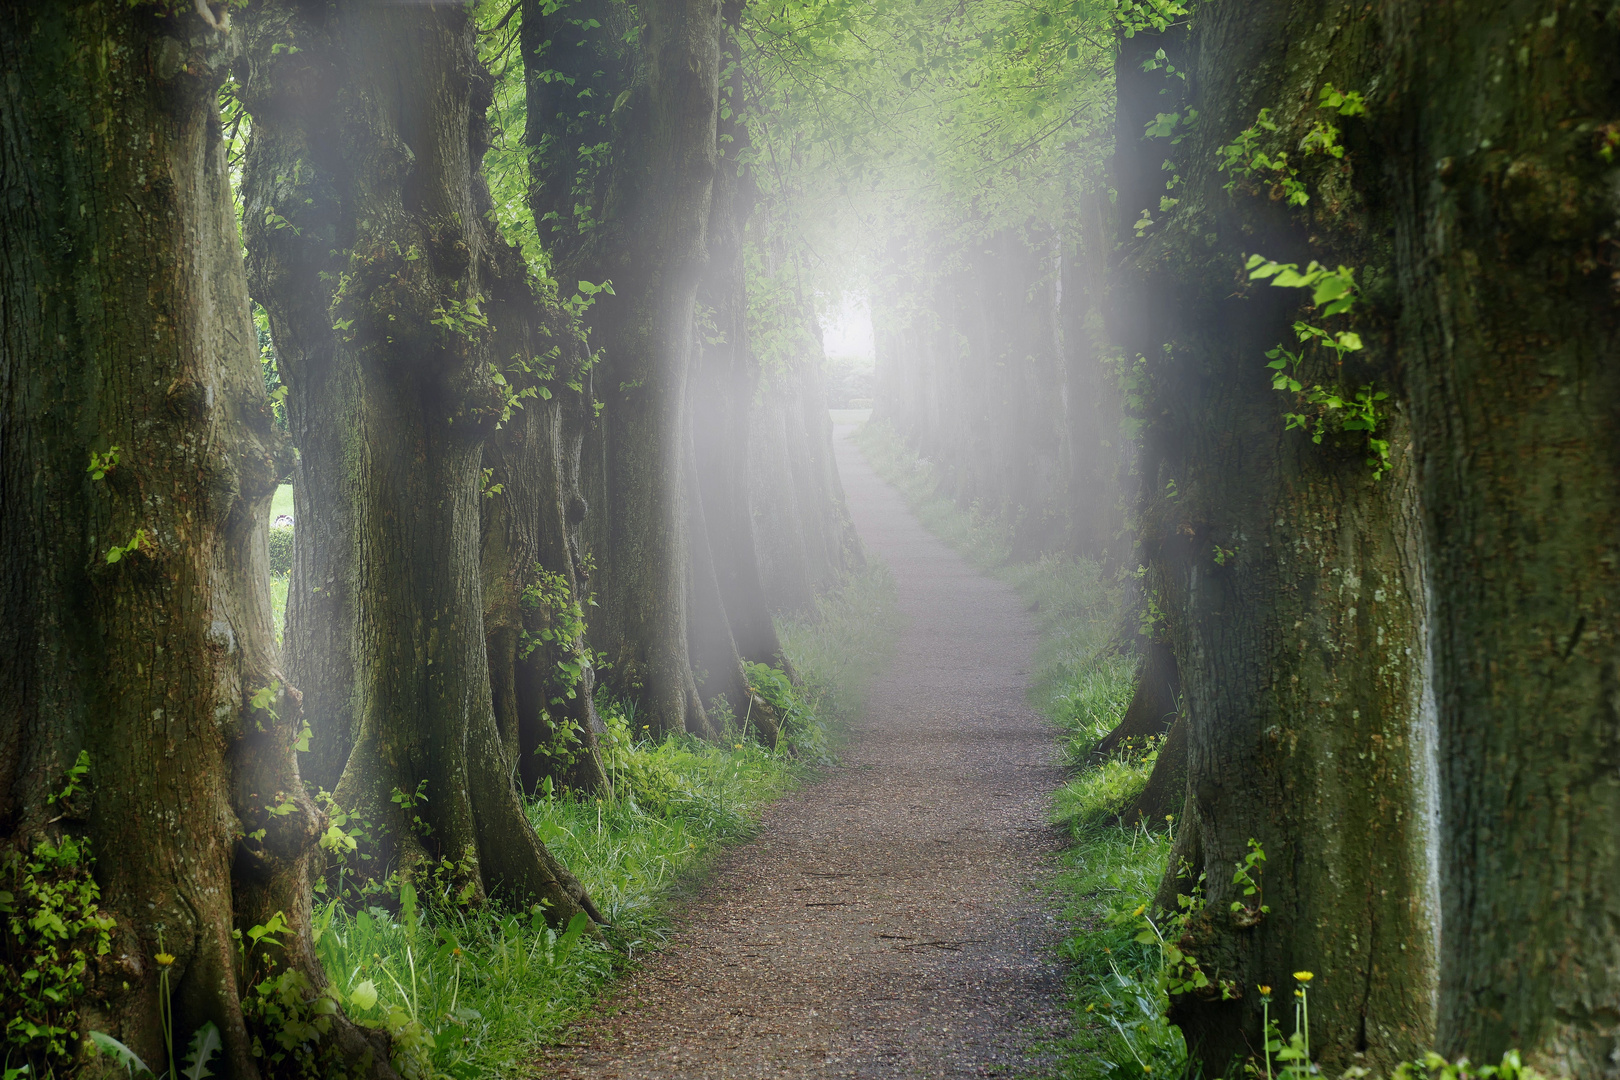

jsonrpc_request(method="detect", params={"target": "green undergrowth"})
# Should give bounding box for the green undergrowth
[304,565,900,1079]
[269,574,289,646]
[852,418,1184,1079]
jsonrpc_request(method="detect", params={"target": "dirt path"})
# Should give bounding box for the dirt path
[538,422,1071,1078]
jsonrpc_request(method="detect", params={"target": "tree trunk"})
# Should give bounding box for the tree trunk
[240,1,596,923]
[1123,717,1188,829]
[1119,3,1437,1072]
[1059,188,1132,565]
[1093,639,1181,761]
[0,5,390,1075]
[749,336,865,612]
[687,11,788,723]
[479,242,611,795]
[1384,3,1620,1070]
[525,0,724,736]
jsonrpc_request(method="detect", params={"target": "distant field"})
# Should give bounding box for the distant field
[271,484,294,521]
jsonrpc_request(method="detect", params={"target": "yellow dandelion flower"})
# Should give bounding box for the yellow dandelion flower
[1132,904,1147,917]
[1294,971,1314,982]
[155,952,176,967]
[1258,985,1272,996]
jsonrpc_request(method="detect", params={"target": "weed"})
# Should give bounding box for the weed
[1,834,117,1074]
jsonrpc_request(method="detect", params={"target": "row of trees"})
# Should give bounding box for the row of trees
[851,0,1619,1076]
[1,1,857,1075]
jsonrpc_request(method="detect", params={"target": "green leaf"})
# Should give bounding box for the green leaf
[349,979,379,1011]
[183,1022,222,1080]
[89,1031,152,1076]
[554,911,590,966]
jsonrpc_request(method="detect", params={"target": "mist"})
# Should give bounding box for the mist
[4,1,1617,1077]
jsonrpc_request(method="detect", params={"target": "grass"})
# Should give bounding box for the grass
[310,734,795,1078]
[851,418,1186,1080]
[270,574,288,646]
[271,483,295,521]
[293,562,901,1079]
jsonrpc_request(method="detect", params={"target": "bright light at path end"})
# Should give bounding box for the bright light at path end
[820,292,875,362]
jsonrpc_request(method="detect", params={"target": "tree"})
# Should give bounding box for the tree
[686,6,790,735]
[478,256,612,796]
[525,0,727,736]
[239,0,597,922]
[746,321,865,613]
[0,3,389,1074]
[1117,3,1437,1072]
[1384,2,1620,1070]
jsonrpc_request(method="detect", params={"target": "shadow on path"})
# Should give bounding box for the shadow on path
[537,420,1070,1078]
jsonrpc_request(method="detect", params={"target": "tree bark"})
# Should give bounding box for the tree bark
[0,4,390,1074]
[240,1,596,923]
[1119,3,1437,1072]
[1093,639,1180,761]
[525,0,724,736]
[679,10,804,736]
[1122,717,1188,829]
[479,217,611,794]
[1383,2,1620,1070]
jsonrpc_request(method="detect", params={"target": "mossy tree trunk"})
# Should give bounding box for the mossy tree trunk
[525,0,725,736]
[1119,4,1437,1073]
[0,4,390,1074]
[479,261,611,796]
[240,1,596,922]
[1384,2,1620,1070]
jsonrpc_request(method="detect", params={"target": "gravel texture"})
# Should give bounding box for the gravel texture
[535,422,1071,1078]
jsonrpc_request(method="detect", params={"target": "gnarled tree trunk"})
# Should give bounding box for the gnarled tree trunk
[240,0,596,922]
[526,0,724,736]
[1119,4,1437,1073]
[480,277,611,796]
[0,5,390,1075]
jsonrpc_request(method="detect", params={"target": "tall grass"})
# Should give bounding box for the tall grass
[298,566,900,1078]
[310,735,795,1078]
[269,574,288,646]
[852,418,1186,1080]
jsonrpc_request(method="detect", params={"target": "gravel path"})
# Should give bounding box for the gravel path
[537,421,1071,1078]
